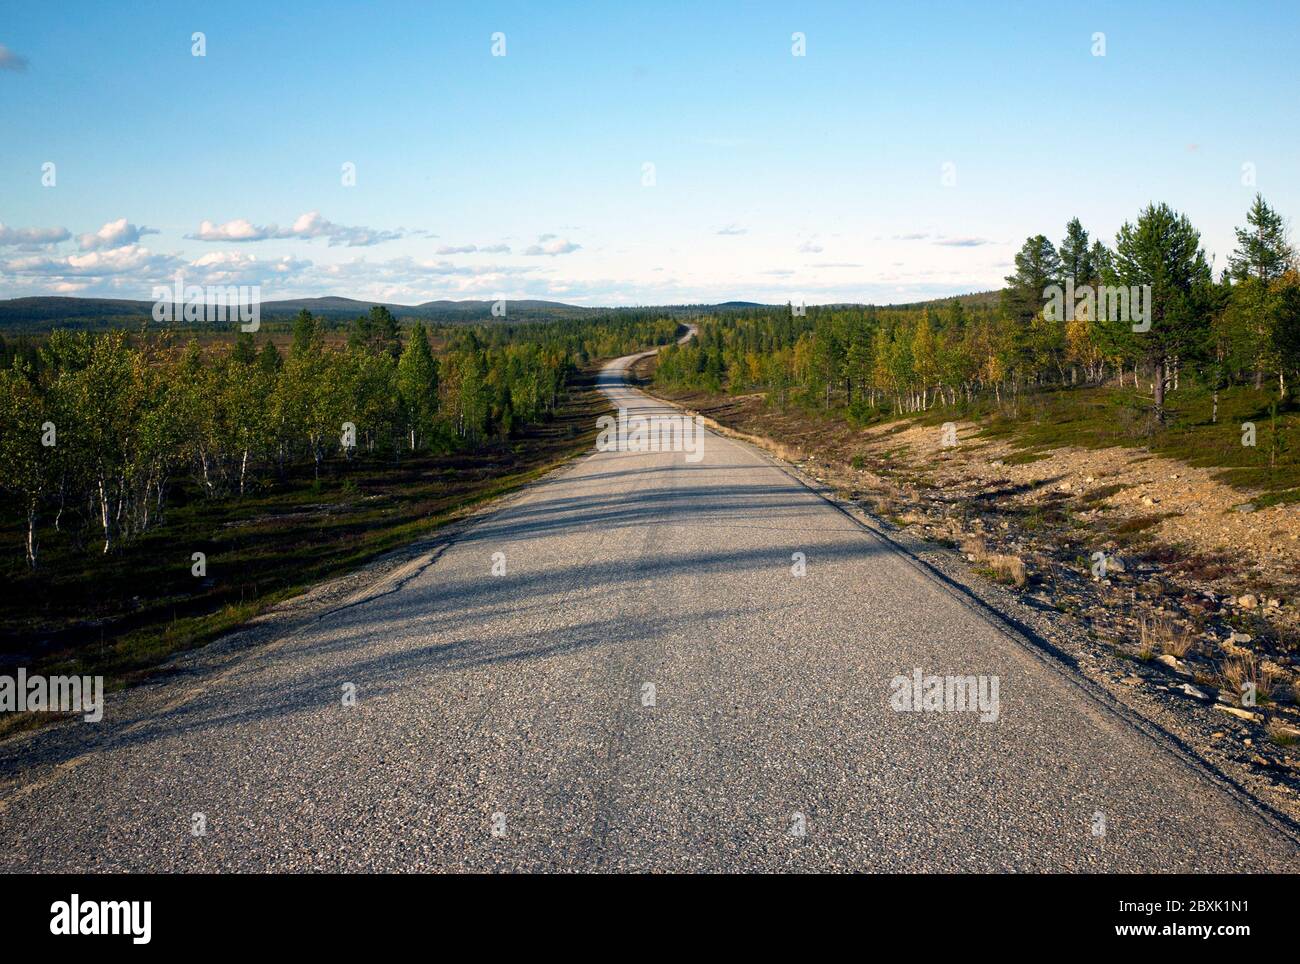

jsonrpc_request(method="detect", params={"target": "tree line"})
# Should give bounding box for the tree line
[0,307,678,569]
[655,196,1299,425]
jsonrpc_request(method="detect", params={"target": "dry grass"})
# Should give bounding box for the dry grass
[961,535,1027,587]
[1139,614,1194,658]
[1220,653,1280,705]
[988,554,1028,587]
[691,411,804,464]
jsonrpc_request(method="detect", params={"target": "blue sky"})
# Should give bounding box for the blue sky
[1,0,1297,306]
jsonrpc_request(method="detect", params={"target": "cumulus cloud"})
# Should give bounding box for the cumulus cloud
[0,45,28,71]
[187,250,313,287]
[523,235,581,256]
[189,218,271,242]
[0,223,70,247]
[2,244,181,279]
[436,244,478,255]
[188,211,404,247]
[78,218,158,251]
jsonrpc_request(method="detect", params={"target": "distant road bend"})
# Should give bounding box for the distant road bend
[1,330,1297,872]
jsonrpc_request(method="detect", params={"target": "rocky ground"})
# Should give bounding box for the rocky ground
[635,367,1300,828]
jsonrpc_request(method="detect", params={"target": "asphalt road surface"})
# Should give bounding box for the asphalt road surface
[1,344,1298,872]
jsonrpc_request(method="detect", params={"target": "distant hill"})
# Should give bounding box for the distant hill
[886,290,1001,312]
[0,291,1002,333]
[0,296,603,332]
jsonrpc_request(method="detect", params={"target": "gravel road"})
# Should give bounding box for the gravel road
[1,346,1297,872]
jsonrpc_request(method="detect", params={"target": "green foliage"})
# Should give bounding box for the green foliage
[0,312,676,570]
[1228,194,1292,283]
[655,198,1298,431]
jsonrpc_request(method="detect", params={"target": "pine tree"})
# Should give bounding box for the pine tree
[1002,235,1063,326]
[1059,218,1094,283]
[257,340,282,374]
[1111,203,1212,421]
[231,330,257,365]
[1228,194,1293,283]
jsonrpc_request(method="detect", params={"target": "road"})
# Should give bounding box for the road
[1,341,1297,872]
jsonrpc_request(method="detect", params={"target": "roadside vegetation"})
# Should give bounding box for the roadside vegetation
[653,196,1300,495]
[0,309,678,725]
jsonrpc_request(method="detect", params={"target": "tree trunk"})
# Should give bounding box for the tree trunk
[25,505,37,570]
[98,478,112,554]
[1153,358,1166,423]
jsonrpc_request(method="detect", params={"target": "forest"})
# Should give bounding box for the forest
[0,308,678,570]
[654,196,1299,432]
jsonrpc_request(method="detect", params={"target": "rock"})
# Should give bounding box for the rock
[1236,503,1256,513]
[1266,598,1281,609]
[1107,555,1127,573]
[1142,495,1158,506]
[1214,704,1260,722]
[1238,594,1258,610]
[1230,631,1253,643]
[1120,676,1145,687]
[1157,654,1191,676]
[1179,683,1210,701]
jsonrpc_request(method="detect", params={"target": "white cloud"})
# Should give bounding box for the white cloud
[797,240,824,253]
[0,223,70,246]
[188,211,404,247]
[78,218,158,251]
[716,224,748,236]
[523,236,581,256]
[890,231,994,247]
[189,218,269,242]
[3,244,180,279]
